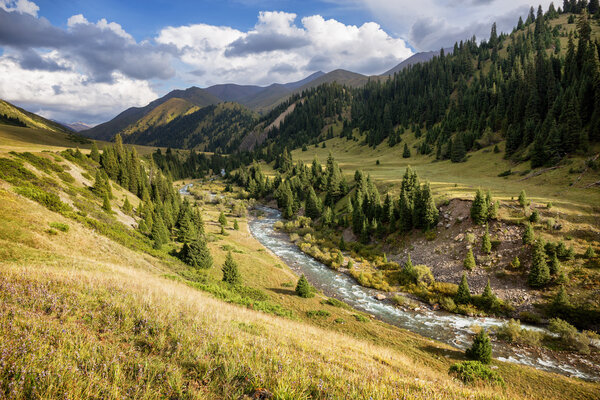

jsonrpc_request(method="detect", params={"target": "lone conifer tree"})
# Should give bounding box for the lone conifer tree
[466,330,492,364]
[464,249,476,270]
[402,143,411,158]
[222,251,240,285]
[122,197,132,215]
[180,238,213,269]
[481,279,497,310]
[102,192,111,213]
[90,141,100,162]
[528,240,550,288]
[470,189,488,225]
[584,245,596,259]
[295,274,314,298]
[518,190,528,208]
[151,215,168,249]
[522,222,534,245]
[233,219,240,230]
[481,226,492,254]
[549,252,561,275]
[455,273,471,304]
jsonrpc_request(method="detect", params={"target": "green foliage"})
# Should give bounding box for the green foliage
[295,274,315,298]
[233,219,240,230]
[470,189,488,225]
[14,185,71,214]
[481,226,492,254]
[496,319,543,347]
[49,222,69,232]
[509,256,521,269]
[549,252,561,275]
[89,141,100,162]
[552,286,570,310]
[218,211,227,227]
[402,143,411,158]
[528,240,550,288]
[222,251,241,285]
[455,274,471,304]
[548,318,591,354]
[151,215,169,250]
[463,249,477,271]
[466,330,492,364]
[179,239,213,269]
[102,192,111,213]
[518,190,529,208]
[481,279,497,310]
[584,245,596,259]
[352,314,370,323]
[449,361,504,386]
[306,310,331,318]
[522,223,534,245]
[122,197,133,215]
[529,210,540,223]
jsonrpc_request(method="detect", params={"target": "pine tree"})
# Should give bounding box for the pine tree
[151,215,168,249]
[123,197,132,214]
[481,226,492,254]
[584,245,596,258]
[218,211,227,228]
[222,251,241,285]
[305,186,322,219]
[102,192,111,213]
[90,141,100,162]
[418,183,439,230]
[322,206,333,227]
[179,238,213,269]
[549,252,561,275]
[529,210,540,223]
[295,274,314,298]
[402,143,411,158]
[522,223,534,245]
[466,330,492,364]
[470,189,488,225]
[464,249,476,270]
[177,214,197,243]
[233,219,240,230]
[529,240,550,288]
[402,254,416,283]
[552,285,570,309]
[518,190,529,208]
[455,273,471,304]
[481,279,497,310]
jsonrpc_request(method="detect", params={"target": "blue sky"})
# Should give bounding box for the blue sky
[0,0,552,124]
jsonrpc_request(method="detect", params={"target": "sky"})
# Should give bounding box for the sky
[0,0,554,125]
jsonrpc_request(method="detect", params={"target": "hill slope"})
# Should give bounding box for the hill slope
[82,87,221,141]
[0,99,71,134]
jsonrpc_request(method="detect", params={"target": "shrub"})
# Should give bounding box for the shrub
[522,223,534,245]
[498,169,512,177]
[14,185,71,213]
[466,330,492,364]
[306,310,330,318]
[584,246,596,259]
[463,249,476,270]
[295,275,315,298]
[455,274,471,304]
[495,319,543,347]
[449,361,504,386]
[222,251,241,285]
[509,256,521,269]
[440,296,456,312]
[529,210,540,223]
[49,222,69,232]
[413,265,434,286]
[352,314,370,323]
[321,297,348,308]
[548,318,590,354]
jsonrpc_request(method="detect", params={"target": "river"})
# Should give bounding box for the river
[247,205,599,381]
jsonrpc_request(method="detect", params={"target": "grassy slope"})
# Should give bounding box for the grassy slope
[0,147,598,398]
[0,99,70,134]
[119,98,200,137]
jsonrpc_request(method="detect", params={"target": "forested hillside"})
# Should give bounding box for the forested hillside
[248,6,600,169]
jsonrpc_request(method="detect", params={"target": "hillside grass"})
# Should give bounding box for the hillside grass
[0,159,599,398]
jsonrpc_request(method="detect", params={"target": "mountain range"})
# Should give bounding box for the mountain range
[79,51,444,144]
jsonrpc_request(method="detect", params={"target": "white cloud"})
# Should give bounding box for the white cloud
[0,0,38,17]
[348,0,555,50]
[157,11,413,86]
[0,56,157,123]
[67,13,134,42]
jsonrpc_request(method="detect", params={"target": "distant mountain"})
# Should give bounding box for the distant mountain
[298,69,371,90]
[119,98,200,137]
[204,71,325,111]
[0,99,70,134]
[57,122,92,132]
[82,87,220,141]
[381,48,453,76]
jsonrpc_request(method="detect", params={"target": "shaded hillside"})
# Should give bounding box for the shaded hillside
[381,48,453,76]
[122,102,257,152]
[82,87,221,141]
[120,98,200,137]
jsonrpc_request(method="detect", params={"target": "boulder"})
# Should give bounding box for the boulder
[375,294,387,301]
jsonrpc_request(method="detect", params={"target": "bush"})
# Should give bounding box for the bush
[413,265,434,286]
[466,330,492,364]
[440,296,456,312]
[14,185,71,213]
[306,310,330,318]
[49,222,69,232]
[321,297,348,308]
[449,361,504,386]
[548,318,590,354]
[352,314,370,323]
[495,319,543,347]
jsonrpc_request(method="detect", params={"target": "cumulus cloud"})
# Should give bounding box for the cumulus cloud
[157,11,413,85]
[333,0,554,51]
[0,0,38,16]
[0,57,157,124]
[0,7,175,82]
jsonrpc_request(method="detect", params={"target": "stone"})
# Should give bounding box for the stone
[375,294,387,301]
[445,223,452,229]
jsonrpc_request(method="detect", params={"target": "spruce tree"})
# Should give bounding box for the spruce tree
[464,249,476,270]
[218,211,227,228]
[481,279,497,310]
[233,219,240,230]
[455,273,471,304]
[305,186,322,219]
[549,252,561,275]
[470,189,488,225]
[295,274,314,298]
[102,192,111,213]
[179,238,213,269]
[123,197,132,215]
[466,330,492,364]
[177,214,197,243]
[528,240,550,288]
[522,223,534,245]
[418,183,439,230]
[518,190,528,208]
[151,215,168,249]
[403,254,416,283]
[222,251,241,285]
[481,226,492,254]
[90,141,100,162]
[402,143,411,158]
[584,245,596,259]
[552,285,570,310]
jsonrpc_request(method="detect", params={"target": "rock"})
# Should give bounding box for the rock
[445,223,452,229]
[437,222,443,227]
[457,216,464,222]
[375,294,387,301]
[432,303,440,311]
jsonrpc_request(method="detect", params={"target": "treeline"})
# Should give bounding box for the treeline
[122,104,256,154]
[0,113,26,127]
[244,6,599,169]
[352,6,599,166]
[232,152,438,242]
